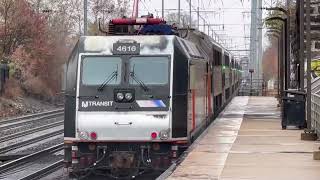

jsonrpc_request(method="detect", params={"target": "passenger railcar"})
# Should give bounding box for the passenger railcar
[63,17,241,179]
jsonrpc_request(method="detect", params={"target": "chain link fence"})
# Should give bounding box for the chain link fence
[311,93,320,137]
[238,79,278,96]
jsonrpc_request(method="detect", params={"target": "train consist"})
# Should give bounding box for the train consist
[63,16,241,179]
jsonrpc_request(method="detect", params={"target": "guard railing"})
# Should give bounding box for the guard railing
[311,93,320,137]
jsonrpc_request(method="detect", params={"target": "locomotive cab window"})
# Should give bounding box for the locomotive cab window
[129,56,169,85]
[189,63,197,89]
[81,56,122,85]
[224,55,230,67]
[213,49,222,66]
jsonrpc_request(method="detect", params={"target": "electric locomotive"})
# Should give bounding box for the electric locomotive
[63,16,241,179]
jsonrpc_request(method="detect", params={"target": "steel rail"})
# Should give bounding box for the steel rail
[0,111,63,132]
[18,160,63,180]
[0,108,63,126]
[0,129,63,154]
[0,143,63,173]
[0,120,64,143]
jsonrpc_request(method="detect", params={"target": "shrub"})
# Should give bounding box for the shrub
[23,76,54,98]
[3,79,24,99]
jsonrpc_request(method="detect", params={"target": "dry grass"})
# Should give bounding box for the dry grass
[3,79,24,99]
[23,77,54,98]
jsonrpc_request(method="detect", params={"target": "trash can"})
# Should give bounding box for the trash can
[281,90,306,129]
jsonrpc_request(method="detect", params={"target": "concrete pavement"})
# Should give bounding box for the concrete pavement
[167,97,320,180]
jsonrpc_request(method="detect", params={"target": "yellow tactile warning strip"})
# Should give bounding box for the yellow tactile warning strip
[167,96,249,180]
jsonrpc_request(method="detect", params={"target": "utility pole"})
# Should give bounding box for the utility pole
[189,0,192,27]
[197,0,200,29]
[132,0,139,18]
[249,0,257,82]
[162,0,164,19]
[298,0,304,91]
[178,0,181,25]
[257,0,263,82]
[84,0,88,36]
[306,0,312,130]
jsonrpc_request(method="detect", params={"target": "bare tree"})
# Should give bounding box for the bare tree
[0,0,15,57]
[166,12,196,28]
[90,0,129,23]
[0,0,131,98]
[88,0,129,35]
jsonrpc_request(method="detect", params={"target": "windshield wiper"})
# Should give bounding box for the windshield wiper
[98,66,118,91]
[130,66,149,92]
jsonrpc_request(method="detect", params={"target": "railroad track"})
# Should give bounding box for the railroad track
[0,109,64,131]
[0,108,64,127]
[0,129,63,154]
[0,120,63,143]
[19,160,63,180]
[0,144,63,180]
[0,109,64,139]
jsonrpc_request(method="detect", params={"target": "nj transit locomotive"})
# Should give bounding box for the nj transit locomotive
[63,17,241,179]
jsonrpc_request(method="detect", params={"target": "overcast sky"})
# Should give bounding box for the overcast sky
[129,0,280,58]
[133,0,252,58]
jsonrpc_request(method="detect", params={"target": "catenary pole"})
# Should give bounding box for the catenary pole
[162,0,164,18]
[84,0,88,35]
[306,0,312,129]
[189,0,192,27]
[178,0,181,25]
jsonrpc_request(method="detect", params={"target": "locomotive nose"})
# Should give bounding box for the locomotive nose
[77,112,170,141]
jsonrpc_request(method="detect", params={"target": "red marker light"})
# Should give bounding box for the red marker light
[90,132,97,140]
[151,132,157,139]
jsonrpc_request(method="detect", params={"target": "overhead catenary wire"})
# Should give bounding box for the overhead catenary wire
[184,0,223,45]
[140,0,152,15]
[137,0,250,54]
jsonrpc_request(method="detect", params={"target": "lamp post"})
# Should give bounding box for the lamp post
[266,29,281,102]
[263,7,290,91]
[265,16,288,101]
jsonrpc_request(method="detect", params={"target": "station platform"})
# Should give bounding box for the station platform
[166,96,320,180]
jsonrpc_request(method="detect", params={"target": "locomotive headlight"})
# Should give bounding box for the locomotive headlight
[79,131,89,140]
[159,130,169,140]
[125,93,133,101]
[116,92,124,101]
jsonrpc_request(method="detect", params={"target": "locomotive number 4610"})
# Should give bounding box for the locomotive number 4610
[113,43,140,55]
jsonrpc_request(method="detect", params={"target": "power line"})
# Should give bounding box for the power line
[139,0,248,50]
[184,0,222,44]
[140,0,153,16]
